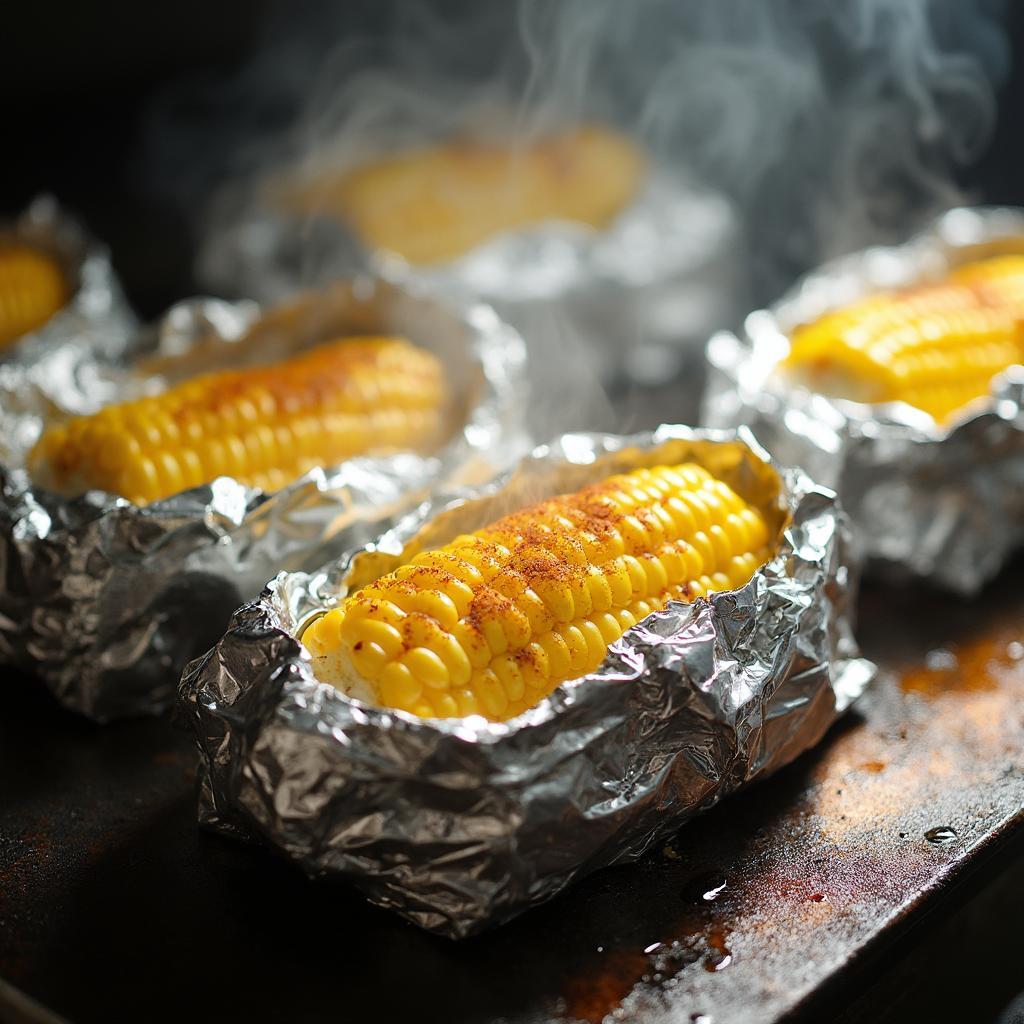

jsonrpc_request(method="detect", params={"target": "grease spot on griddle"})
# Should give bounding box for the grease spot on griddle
[561,949,649,1024]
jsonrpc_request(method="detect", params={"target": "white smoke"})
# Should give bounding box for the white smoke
[512,0,1008,297]
[146,0,1008,302]
[141,0,1009,436]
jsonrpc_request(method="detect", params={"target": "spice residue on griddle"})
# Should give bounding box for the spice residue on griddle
[900,628,1024,696]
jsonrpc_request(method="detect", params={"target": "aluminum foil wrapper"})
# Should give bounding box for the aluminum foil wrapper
[197,171,744,390]
[180,425,873,938]
[0,279,526,721]
[703,207,1024,595]
[0,195,136,368]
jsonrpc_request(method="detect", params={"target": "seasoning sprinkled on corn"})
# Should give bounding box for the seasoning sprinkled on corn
[29,336,446,505]
[304,463,773,721]
[286,124,645,265]
[784,255,1024,423]
[0,243,69,349]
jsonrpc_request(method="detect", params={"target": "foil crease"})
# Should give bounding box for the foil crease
[0,279,526,721]
[197,171,744,384]
[703,207,1024,595]
[180,425,873,939]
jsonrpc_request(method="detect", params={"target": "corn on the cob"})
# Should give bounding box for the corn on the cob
[784,255,1024,423]
[29,336,446,505]
[0,243,69,349]
[304,463,773,722]
[947,254,1024,306]
[285,124,645,266]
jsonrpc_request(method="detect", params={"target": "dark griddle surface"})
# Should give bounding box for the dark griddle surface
[2,557,1023,1024]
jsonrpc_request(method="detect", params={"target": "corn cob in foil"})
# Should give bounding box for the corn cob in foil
[29,336,446,505]
[285,124,645,266]
[783,254,1024,423]
[304,462,773,721]
[0,242,69,349]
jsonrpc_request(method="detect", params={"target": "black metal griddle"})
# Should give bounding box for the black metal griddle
[2,528,1023,1024]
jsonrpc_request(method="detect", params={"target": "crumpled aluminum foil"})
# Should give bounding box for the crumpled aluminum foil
[703,207,1024,595]
[0,195,136,366]
[179,425,874,938]
[197,171,744,389]
[0,278,526,722]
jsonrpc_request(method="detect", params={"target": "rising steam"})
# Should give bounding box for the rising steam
[143,0,1009,436]
[512,0,1009,297]
[148,0,1008,302]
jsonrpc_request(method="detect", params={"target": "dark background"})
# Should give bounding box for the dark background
[3,0,1024,323]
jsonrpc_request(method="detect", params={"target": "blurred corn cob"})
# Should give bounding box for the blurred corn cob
[30,336,446,505]
[0,243,69,349]
[285,124,646,266]
[784,255,1024,423]
[304,463,773,721]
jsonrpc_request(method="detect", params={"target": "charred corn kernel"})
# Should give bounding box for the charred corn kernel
[784,255,1024,423]
[304,462,775,722]
[285,124,646,266]
[28,336,446,505]
[0,243,69,349]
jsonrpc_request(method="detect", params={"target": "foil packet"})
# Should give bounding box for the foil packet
[1,195,136,367]
[703,207,1024,595]
[0,279,526,721]
[197,171,744,391]
[179,425,873,938]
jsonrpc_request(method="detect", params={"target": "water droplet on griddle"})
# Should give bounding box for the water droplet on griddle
[925,825,958,846]
[682,870,727,903]
[703,950,732,972]
[703,928,732,971]
[702,880,727,902]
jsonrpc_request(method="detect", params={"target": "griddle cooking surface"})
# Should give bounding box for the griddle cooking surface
[2,557,1023,1024]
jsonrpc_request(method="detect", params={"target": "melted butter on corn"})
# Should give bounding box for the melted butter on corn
[304,463,773,722]
[0,243,69,349]
[784,254,1024,423]
[29,336,445,505]
[285,124,645,266]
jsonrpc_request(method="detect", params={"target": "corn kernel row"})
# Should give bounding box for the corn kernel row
[304,462,773,722]
[784,255,1024,422]
[287,125,645,266]
[29,336,446,504]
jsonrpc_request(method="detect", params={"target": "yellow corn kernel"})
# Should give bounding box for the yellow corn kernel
[784,255,1024,423]
[28,336,446,505]
[283,124,646,265]
[0,243,69,349]
[304,462,775,722]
